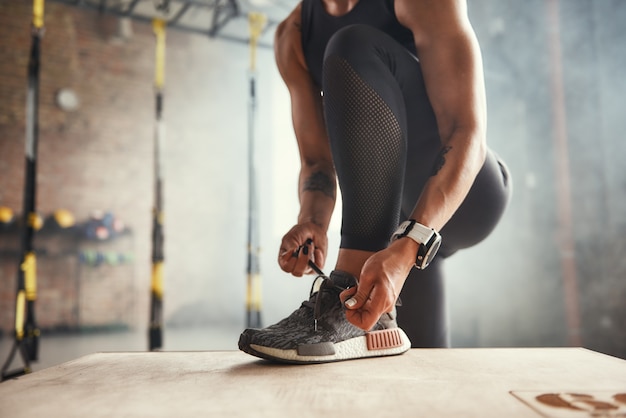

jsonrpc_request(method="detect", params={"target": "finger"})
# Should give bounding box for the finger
[278,252,298,273]
[305,240,328,276]
[302,239,317,275]
[344,284,394,331]
[292,242,311,277]
[313,247,325,270]
[278,247,295,261]
[339,286,357,304]
[278,241,301,272]
[367,283,396,315]
[345,307,380,331]
[278,237,299,263]
[342,282,372,311]
[279,233,301,254]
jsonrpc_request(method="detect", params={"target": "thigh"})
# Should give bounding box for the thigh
[438,150,512,256]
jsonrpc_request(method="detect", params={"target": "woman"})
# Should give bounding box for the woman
[239,0,511,363]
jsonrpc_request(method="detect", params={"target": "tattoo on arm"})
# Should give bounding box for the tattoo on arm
[431,146,452,176]
[303,171,335,199]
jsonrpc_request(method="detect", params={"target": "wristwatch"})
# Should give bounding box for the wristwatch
[391,219,442,269]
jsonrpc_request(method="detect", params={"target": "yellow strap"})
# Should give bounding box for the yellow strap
[15,291,25,339]
[33,0,45,29]
[246,273,263,310]
[252,273,263,311]
[151,262,164,299]
[22,252,37,301]
[245,274,253,308]
[153,19,166,89]
[248,12,267,71]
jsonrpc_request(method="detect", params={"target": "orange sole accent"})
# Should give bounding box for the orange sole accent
[366,329,403,350]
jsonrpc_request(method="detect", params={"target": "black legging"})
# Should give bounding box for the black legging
[322,24,511,347]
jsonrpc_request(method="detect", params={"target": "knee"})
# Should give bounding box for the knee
[325,24,379,61]
[323,25,390,90]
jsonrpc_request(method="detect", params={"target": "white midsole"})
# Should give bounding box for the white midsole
[250,329,411,363]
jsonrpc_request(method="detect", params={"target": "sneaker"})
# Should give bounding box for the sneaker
[238,270,411,364]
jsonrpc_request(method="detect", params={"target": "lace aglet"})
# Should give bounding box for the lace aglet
[314,319,318,332]
[308,260,325,277]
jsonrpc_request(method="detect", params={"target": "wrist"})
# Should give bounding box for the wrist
[390,219,442,269]
[296,215,330,235]
[297,202,334,232]
[388,237,420,270]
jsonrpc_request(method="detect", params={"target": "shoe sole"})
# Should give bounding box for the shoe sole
[239,328,411,364]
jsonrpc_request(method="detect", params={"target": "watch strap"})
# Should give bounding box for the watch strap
[392,219,441,269]
[392,220,434,244]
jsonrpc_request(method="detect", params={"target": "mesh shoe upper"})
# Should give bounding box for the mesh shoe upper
[242,270,392,350]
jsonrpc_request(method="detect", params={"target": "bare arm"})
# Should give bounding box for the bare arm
[391,0,488,257]
[274,4,336,274]
[343,0,490,329]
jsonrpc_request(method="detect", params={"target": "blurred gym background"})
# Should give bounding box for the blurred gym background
[0,0,624,373]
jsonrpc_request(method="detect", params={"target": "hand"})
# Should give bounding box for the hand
[340,239,417,330]
[278,222,328,277]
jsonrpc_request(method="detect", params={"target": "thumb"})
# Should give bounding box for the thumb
[340,285,368,310]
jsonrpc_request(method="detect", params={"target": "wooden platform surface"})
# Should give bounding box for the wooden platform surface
[1,348,625,417]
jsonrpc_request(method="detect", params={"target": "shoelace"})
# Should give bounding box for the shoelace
[303,261,351,332]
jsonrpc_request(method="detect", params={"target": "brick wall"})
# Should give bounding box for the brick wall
[0,0,291,335]
[0,0,154,331]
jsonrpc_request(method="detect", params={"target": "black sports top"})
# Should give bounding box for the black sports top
[300,0,417,88]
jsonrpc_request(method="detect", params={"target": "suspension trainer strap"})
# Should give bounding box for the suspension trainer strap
[245,12,267,328]
[248,12,266,72]
[2,0,45,381]
[149,18,166,351]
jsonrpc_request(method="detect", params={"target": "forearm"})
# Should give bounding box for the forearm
[394,1,488,231]
[409,129,486,230]
[297,163,337,232]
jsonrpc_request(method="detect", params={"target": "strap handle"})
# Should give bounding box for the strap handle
[152,19,166,90]
[33,0,45,29]
[248,12,267,71]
